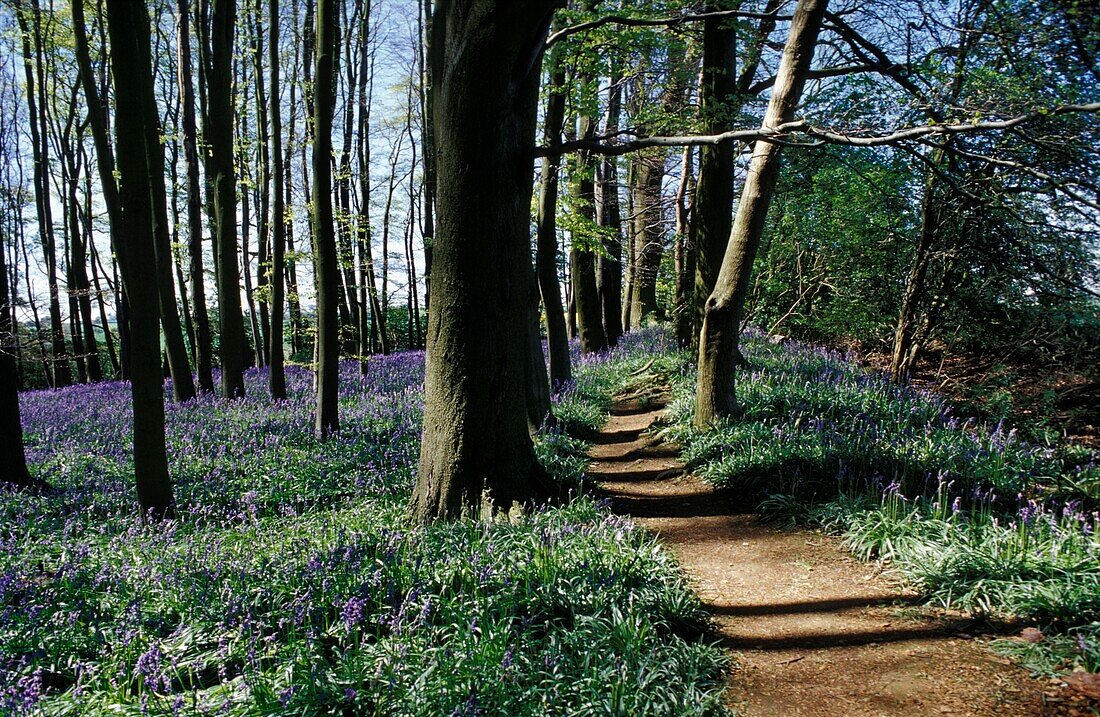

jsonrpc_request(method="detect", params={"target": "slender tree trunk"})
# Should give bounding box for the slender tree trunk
[596,58,624,347]
[673,144,696,346]
[535,30,571,387]
[204,0,247,397]
[1,223,42,490]
[891,167,942,383]
[253,6,273,367]
[173,0,215,393]
[135,23,198,402]
[411,0,558,523]
[313,0,340,438]
[695,0,827,428]
[267,0,287,398]
[419,0,435,317]
[17,4,70,388]
[105,0,175,518]
[621,156,635,332]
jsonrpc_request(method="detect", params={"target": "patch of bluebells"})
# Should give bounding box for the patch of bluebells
[1,340,729,716]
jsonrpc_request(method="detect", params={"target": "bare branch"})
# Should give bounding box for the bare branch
[544,8,793,49]
[534,103,1100,158]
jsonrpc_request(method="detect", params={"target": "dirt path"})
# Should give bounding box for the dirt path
[589,401,1055,717]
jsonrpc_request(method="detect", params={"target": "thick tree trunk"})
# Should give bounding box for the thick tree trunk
[689,3,738,347]
[313,0,340,438]
[535,32,572,387]
[695,0,827,428]
[411,0,558,523]
[105,0,175,518]
[205,0,247,398]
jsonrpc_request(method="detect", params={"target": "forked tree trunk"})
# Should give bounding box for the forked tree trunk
[411,0,559,523]
[105,0,175,518]
[695,0,827,428]
[312,0,340,438]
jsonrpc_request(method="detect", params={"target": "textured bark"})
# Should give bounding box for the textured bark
[689,2,737,346]
[696,0,827,428]
[411,0,559,522]
[312,0,340,438]
[105,0,175,518]
[891,169,940,383]
[673,144,695,347]
[535,30,571,387]
[628,151,665,327]
[205,0,247,398]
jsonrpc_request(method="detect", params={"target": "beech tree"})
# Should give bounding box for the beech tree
[104,0,174,518]
[312,0,340,438]
[411,0,560,522]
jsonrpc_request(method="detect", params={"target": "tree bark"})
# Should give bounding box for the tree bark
[535,28,572,387]
[204,0,247,398]
[313,0,340,438]
[695,0,827,428]
[411,0,559,522]
[596,57,624,346]
[268,0,287,399]
[105,0,175,518]
[628,150,665,326]
[688,2,738,347]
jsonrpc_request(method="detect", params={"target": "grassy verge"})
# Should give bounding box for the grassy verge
[657,328,1099,676]
[1,330,729,716]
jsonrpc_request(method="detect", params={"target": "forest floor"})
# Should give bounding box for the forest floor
[588,398,1082,717]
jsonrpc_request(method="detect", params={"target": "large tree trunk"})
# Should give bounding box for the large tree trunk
[411,0,558,523]
[313,0,340,438]
[205,0,247,398]
[695,0,827,428]
[535,28,572,388]
[689,3,738,347]
[105,0,175,519]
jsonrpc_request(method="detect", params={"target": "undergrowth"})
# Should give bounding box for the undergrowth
[661,327,1100,677]
[1,329,730,716]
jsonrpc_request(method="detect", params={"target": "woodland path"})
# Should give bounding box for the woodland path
[588,396,1057,717]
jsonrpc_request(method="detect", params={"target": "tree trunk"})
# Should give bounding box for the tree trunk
[105,0,175,518]
[673,144,696,346]
[411,0,558,523]
[268,0,287,399]
[1,210,43,490]
[176,0,215,393]
[695,0,827,428]
[629,151,664,327]
[17,3,70,389]
[596,57,624,347]
[205,0,247,398]
[312,0,340,438]
[535,30,572,387]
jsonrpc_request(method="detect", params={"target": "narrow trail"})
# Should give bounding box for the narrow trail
[588,398,1053,717]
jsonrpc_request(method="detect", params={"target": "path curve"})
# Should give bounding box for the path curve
[589,401,1053,717]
